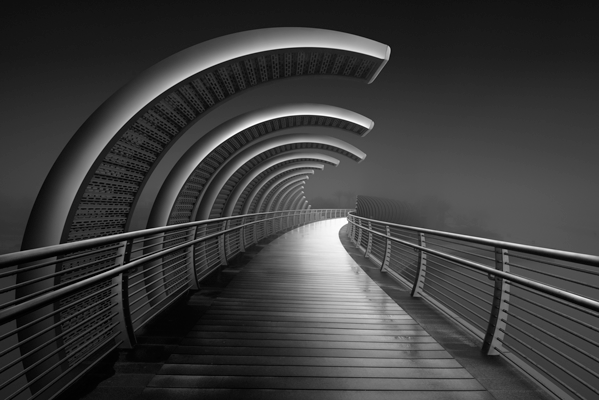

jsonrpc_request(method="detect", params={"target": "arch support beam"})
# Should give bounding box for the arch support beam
[238,156,336,215]
[24,28,388,249]
[194,133,366,222]
[149,103,372,228]
[264,177,309,213]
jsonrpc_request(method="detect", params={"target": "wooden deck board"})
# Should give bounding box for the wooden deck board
[143,219,490,398]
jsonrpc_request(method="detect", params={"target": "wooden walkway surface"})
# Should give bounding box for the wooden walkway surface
[142,219,493,399]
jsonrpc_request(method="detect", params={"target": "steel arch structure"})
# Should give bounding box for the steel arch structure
[238,156,338,215]
[225,163,324,216]
[23,28,388,250]
[276,185,305,212]
[243,170,315,213]
[148,103,372,227]
[256,175,308,214]
[144,133,362,309]
[265,184,305,234]
[191,133,365,221]
[187,134,364,276]
[291,194,307,211]
[266,179,307,212]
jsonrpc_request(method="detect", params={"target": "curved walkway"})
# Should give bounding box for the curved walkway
[142,218,492,399]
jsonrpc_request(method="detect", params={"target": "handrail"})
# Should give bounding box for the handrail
[347,210,599,400]
[348,212,599,267]
[0,210,340,268]
[0,214,279,324]
[347,213,599,313]
[0,208,351,400]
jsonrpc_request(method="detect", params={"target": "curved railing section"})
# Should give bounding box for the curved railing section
[0,209,351,400]
[347,211,599,400]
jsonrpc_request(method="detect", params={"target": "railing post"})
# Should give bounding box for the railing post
[270,212,276,234]
[380,226,392,272]
[364,221,373,258]
[252,215,259,243]
[112,240,136,348]
[218,221,228,266]
[347,214,352,237]
[411,233,427,297]
[482,247,511,355]
[238,217,246,253]
[355,218,363,249]
[260,214,268,239]
[187,226,199,290]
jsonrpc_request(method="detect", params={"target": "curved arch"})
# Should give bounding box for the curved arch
[149,103,371,227]
[228,162,326,216]
[277,186,305,212]
[291,194,307,211]
[289,193,305,210]
[256,174,308,215]
[276,185,305,212]
[194,133,366,221]
[237,155,338,215]
[265,178,307,212]
[24,29,388,249]
[301,200,309,210]
[235,168,316,215]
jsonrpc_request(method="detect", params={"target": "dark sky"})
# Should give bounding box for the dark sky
[0,2,597,255]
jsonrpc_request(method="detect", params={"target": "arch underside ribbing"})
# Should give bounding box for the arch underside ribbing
[275,184,305,212]
[249,172,313,213]
[62,46,385,244]
[242,168,316,215]
[258,176,305,214]
[204,141,362,220]
[231,165,321,216]
[167,111,369,225]
[264,177,308,213]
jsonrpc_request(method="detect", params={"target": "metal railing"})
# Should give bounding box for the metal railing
[0,208,351,400]
[347,212,599,400]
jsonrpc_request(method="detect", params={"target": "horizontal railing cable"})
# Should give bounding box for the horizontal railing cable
[348,210,599,400]
[0,209,351,400]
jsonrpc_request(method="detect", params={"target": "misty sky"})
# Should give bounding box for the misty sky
[0,2,597,255]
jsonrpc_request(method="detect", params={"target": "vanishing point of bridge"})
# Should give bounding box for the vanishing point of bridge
[1,28,598,400]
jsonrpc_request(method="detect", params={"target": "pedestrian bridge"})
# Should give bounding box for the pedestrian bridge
[1,27,598,400]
